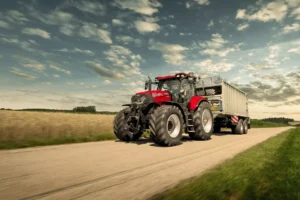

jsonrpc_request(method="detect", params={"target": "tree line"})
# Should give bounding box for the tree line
[1,106,118,115]
[262,117,294,124]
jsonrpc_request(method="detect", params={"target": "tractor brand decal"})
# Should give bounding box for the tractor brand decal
[231,116,238,123]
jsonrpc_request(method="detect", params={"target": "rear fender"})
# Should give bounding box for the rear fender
[188,96,209,111]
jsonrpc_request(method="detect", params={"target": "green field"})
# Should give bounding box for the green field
[150,127,300,200]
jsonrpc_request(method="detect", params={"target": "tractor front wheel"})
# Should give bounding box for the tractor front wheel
[113,108,142,141]
[149,105,183,146]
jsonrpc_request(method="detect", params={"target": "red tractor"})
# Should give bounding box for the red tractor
[113,72,214,146]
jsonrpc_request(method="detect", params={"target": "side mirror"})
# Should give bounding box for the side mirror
[145,81,148,90]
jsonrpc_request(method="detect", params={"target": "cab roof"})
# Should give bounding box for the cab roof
[155,72,189,81]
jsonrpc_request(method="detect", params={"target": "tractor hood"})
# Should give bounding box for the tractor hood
[135,90,171,104]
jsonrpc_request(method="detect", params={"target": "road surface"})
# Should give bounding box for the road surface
[0,127,292,200]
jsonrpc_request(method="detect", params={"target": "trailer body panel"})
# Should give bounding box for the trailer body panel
[195,76,249,118]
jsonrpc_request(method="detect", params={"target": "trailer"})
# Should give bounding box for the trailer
[195,76,250,134]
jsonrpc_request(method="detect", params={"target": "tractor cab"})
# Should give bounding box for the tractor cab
[144,72,197,105]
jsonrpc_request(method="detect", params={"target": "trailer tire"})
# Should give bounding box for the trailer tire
[243,119,248,134]
[113,108,142,141]
[189,102,213,140]
[232,119,244,135]
[149,105,183,146]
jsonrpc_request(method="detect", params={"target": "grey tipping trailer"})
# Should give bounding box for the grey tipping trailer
[195,76,250,134]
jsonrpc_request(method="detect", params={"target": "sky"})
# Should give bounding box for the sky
[0,0,299,119]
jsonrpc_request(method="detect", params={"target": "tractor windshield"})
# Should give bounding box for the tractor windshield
[157,79,180,94]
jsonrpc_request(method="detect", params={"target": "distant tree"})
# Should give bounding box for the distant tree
[262,117,294,124]
[72,106,96,113]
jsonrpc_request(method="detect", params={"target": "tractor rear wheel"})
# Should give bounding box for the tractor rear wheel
[113,108,142,141]
[189,101,213,140]
[149,105,183,146]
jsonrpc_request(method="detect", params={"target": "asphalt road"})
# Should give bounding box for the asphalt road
[0,127,292,200]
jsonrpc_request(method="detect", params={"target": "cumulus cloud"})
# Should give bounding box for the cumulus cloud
[79,22,112,44]
[66,0,106,16]
[0,20,10,29]
[237,23,249,31]
[22,28,51,39]
[103,45,144,76]
[195,0,210,5]
[200,33,228,49]
[233,72,300,104]
[282,23,300,34]
[42,82,52,85]
[186,0,210,8]
[12,55,46,71]
[134,20,160,33]
[207,20,214,29]
[104,80,112,85]
[194,59,235,72]
[236,1,288,22]
[1,37,38,54]
[60,24,77,36]
[86,61,125,80]
[112,19,126,26]
[148,39,188,65]
[286,0,300,8]
[290,7,300,20]
[5,10,29,24]
[10,68,37,80]
[26,6,76,36]
[53,74,60,78]
[113,0,162,16]
[36,10,73,25]
[241,64,274,72]
[57,48,95,56]
[288,46,300,54]
[49,65,71,75]
[263,45,281,66]
[198,33,241,57]
[115,35,143,46]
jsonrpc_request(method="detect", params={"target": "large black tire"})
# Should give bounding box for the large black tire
[189,101,214,140]
[243,119,248,134]
[232,119,244,135]
[113,108,142,141]
[149,105,184,146]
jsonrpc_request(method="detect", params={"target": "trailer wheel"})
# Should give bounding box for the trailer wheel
[232,119,244,135]
[149,105,183,146]
[243,119,248,134]
[189,101,213,140]
[113,108,142,141]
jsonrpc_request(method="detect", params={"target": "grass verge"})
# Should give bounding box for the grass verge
[251,119,288,128]
[150,128,300,200]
